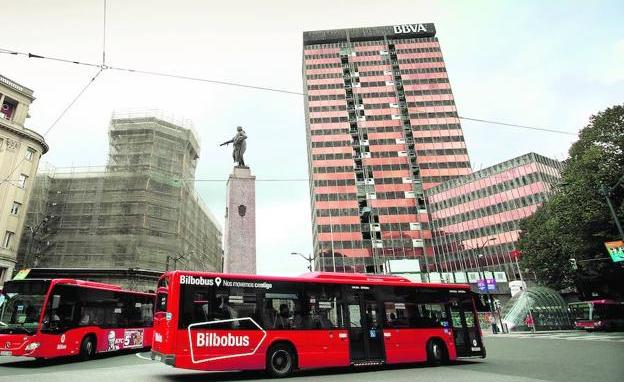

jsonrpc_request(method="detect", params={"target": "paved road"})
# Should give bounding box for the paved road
[0,331,622,382]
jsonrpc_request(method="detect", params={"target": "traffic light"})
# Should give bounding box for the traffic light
[569,258,578,270]
[493,299,501,310]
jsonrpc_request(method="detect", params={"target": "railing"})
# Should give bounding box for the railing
[0,74,34,95]
[111,108,199,140]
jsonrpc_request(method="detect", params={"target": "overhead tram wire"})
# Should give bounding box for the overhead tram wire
[107,65,305,96]
[102,0,108,66]
[459,116,576,136]
[0,48,101,69]
[0,68,105,186]
[43,68,104,136]
[0,47,577,135]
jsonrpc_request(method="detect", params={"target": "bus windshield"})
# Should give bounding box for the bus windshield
[0,280,51,334]
[570,303,591,321]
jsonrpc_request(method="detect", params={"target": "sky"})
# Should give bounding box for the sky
[1,0,623,276]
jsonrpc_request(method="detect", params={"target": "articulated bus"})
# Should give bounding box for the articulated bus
[0,278,154,360]
[569,300,624,331]
[151,271,485,377]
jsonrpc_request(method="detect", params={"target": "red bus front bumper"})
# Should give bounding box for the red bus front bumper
[575,321,603,330]
[151,350,176,366]
[0,334,42,358]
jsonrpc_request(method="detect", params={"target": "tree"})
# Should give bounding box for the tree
[517,104,624,298]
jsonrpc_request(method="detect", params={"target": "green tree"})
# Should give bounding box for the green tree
[517,104,624,298]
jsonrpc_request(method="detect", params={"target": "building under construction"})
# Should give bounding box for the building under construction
[17,111,222,290]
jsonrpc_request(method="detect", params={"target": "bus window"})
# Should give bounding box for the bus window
[42,285,80,333]
[264,293,299,329]
[219,289,258,329]
[462,297,477,328]
[348,305,362,328]
[304,284,343,329]
[157,276,169,289]
[0,280,50,335]
[155,292,168,313]
[140,297,154,326]
[384,302,413,328]
[178,285,260,330]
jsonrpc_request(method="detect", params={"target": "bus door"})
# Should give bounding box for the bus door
[345,287,385,364]
[448,294,483,357]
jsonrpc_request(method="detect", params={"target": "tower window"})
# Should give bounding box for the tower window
[17,174,28,189]
[10,202,21,215]
[25,147,36,161]
[1,97,18,120]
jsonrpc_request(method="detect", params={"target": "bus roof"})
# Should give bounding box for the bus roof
[569,299,622,305]
[166,271,471,290]
[7,278,153,295]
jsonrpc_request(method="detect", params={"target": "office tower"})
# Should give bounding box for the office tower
[303,24,470,275]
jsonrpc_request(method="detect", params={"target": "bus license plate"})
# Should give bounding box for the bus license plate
[154,355,162,362]
[0,351,12,356]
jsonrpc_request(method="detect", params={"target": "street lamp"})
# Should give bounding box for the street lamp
[291,252,316,272]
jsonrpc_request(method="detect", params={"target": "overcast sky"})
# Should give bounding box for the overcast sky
[1,0,622,276]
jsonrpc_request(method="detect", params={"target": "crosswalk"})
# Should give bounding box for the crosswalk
[495,331,624,343]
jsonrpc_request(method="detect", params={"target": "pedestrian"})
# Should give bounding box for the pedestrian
[489,313,498,334]
[524,313,534,331]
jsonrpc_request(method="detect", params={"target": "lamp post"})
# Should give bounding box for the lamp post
[599,174,624,241]
[512,251,536,333]
[291,252,316,272]
[473,237,498,332]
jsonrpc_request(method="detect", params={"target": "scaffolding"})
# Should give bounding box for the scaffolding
[17,111,222,284]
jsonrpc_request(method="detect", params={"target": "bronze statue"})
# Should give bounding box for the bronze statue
[220,126,247,167]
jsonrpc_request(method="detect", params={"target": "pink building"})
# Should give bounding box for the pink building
[303,24,471,273]
[426,152,563,282]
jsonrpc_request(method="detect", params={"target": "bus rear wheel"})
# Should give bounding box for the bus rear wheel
[426,339,448,366]
[266,344,295,378]
[79,335,96,361]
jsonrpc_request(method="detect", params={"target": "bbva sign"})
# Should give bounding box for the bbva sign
[393,24,428,34]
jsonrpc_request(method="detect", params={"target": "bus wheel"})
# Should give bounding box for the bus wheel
[267,344,295,378]
[79,335,96,361]
[426,339,447,366]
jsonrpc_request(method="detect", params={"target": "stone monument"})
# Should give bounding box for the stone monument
[220,127,256,274]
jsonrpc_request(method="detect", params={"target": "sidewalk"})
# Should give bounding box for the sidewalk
[483,329,578,337]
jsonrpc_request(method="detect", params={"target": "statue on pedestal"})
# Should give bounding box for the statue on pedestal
[220,126,247,167]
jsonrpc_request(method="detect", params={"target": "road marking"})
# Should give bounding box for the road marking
[136,352,153,361]
[501,332,624,343]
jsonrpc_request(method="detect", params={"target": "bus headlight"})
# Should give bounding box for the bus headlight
[25,342,40,352]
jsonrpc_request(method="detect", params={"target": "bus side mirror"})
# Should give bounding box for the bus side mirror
[51,295,61,310]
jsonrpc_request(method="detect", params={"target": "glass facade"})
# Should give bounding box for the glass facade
[303,25,471,273]
[426,153,563,281]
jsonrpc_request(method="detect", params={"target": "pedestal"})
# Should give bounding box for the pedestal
[223,166,256,274]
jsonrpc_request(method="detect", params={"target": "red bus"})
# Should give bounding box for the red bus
[0,278,154,360]
[569,300,624,331]
[151,271,485,377]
